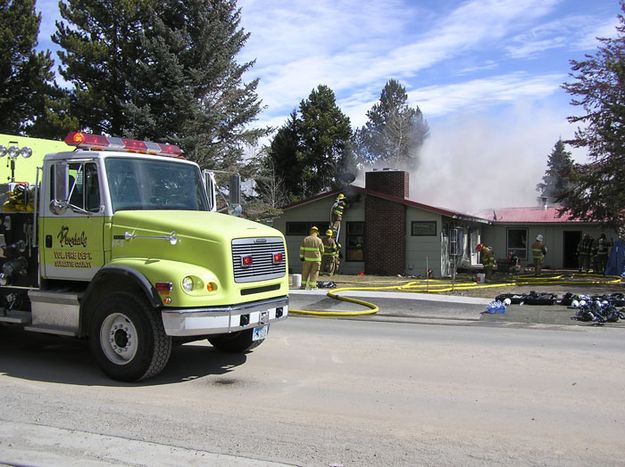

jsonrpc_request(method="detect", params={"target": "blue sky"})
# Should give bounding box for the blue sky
[35,0,621,210]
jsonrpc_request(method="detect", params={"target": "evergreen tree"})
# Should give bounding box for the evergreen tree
[560,1,625,228]
[54,0,265,170]
[298,85,353,195]
[536,139,575,204]
[354,79,429,166]
[0,0,72,137]
[267,86,353,202]
[267,111,305,201]
[53,0,150,136]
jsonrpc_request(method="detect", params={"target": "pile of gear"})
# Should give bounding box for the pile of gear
[493,291,625,324]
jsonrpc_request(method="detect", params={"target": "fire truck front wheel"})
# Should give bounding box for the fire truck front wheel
[89,292,172,382]
[208,329,263,353]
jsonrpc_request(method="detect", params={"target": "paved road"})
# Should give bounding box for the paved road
[1,314,624,466]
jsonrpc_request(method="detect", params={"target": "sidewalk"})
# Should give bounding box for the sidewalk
[288,287,625,327]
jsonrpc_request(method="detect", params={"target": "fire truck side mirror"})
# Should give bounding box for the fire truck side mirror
[50,162,69,215]
[203,169,217,212]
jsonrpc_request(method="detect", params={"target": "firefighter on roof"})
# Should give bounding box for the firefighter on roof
[330,193,346,233]
[299,226,324,290]
[321,229,339,276]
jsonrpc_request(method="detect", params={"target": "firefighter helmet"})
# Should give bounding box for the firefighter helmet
[326,229,333,237]
[310,226,319,234]
[475,243,483,252]
[337,193,345,200]
[536,234,544,241]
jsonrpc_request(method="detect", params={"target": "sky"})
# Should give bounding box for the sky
[35,0,621,212]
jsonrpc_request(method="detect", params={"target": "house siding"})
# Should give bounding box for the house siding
[482,224,615,270]
[405,208,442,277]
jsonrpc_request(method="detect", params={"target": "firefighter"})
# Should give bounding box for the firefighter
[531,234,547,276]
[321,229,339,276]
[576,233,593,272]
[476,243,495,279]
[594,233,609,274]
[330,193,346,232]
[299,226,324,290]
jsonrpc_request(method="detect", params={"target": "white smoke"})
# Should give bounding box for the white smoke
[403,103,586,213]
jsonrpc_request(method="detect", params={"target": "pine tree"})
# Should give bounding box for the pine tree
[560,1,625,228]
[267,86,353,202]
[53,0,265,170]
[536,139,575,204]
[0,0,72,137]
[53,0,150,135]
[299,85,353,195]
[267,111,305,201]
[354,79,429,166]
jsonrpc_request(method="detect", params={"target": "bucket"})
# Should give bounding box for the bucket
[476,273,486,284]
[290,274,302,288]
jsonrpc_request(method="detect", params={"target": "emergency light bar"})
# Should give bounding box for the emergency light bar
[64,131,184,157]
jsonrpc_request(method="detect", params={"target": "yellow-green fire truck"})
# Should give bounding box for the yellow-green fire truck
[0,132,288,381]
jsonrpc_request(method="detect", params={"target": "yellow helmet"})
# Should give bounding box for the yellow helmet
[326,229,333,237]
[337,193,345,200]
[310,226,319,234]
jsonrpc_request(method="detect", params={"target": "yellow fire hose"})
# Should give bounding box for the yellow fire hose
[289,273,623,317]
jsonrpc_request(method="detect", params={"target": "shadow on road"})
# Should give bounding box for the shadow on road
[0,327,247,386]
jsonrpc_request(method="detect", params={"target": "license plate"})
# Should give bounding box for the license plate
[252,325,268,341]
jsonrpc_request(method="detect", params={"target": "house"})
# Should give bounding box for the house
[273,170,617,277]
[479,206,614,270]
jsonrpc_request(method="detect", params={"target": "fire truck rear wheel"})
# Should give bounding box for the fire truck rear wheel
[90,292,172,382]
[208,329,263,353]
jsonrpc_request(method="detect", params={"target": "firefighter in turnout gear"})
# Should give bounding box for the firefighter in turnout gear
[577,233,594,272]
[594,233,609,274]
[321,229,339,276]
[531,234,547,276]
[476,243,495,279]
[299,226,324,289]
[330,193,346,234]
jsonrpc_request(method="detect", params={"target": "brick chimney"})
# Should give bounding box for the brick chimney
[364,170,408,275]
[365,169,409,198]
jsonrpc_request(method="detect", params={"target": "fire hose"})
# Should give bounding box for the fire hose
[289,273,623,317]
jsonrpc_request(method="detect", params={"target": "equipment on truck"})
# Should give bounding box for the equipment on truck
[0,131,289,381]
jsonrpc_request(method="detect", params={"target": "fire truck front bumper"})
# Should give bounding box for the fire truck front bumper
[161,296,289,337]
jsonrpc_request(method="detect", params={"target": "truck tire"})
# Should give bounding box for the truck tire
[208,329,263,353]
[89,292,172,382]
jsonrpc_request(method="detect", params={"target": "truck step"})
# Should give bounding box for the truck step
[0,310,32,325]
[23,326,77,337]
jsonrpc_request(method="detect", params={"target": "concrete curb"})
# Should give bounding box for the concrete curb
[288,288,492,305]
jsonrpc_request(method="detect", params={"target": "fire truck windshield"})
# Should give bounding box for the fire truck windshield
[105,157,210,212]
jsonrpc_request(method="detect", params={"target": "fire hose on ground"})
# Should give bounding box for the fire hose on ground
[288,273,623,317]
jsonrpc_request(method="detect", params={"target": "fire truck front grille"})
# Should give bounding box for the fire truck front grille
[232,237,286,283]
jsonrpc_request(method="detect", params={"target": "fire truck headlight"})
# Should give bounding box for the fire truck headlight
[19,147,32,158]
[182,276,194,292]
[7,146,18,158]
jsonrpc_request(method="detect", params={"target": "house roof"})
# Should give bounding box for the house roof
[284,186,490,224]
[478,206,587,223]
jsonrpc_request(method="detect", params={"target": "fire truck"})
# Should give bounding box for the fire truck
[0,132,288,381]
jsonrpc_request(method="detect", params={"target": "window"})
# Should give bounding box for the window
[69,163,101,212]
[50,162,101,213]
[411,221,437,236]
[105,157,209,212]
[507,228,528,259]
[285,222,326,236]
[346,222,364,261]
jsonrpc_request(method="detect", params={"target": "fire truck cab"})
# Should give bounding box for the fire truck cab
[0,132,289,381]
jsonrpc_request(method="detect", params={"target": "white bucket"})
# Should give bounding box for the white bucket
[476,273,486,284]
[290,274,302,288]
